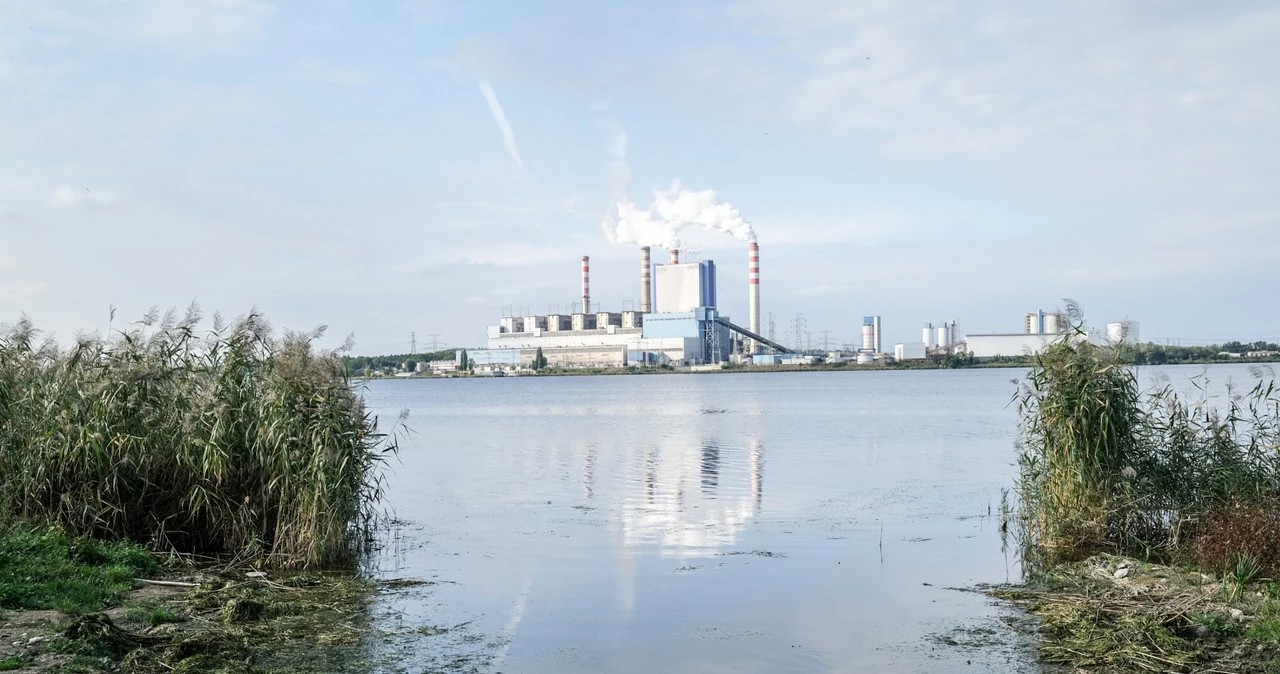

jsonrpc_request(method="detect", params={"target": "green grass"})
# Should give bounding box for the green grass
[123,603,185,626]
[0,526,154,614]
[0,654,26,671]
[1248,599,1280,644]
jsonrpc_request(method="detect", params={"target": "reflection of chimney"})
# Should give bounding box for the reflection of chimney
[669,248,679,265]
[750,439,764,512]
[748,242,760,353]
[640,246,652,313]
[581,255,591,314]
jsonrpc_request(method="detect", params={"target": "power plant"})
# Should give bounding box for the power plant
[469,244,790,369]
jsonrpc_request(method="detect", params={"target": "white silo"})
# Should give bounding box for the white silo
[1044,313,1062,334]
[862,323,875,351]
[936,326,949,349]
[923,323,934,348]
[1107,321,1140,345]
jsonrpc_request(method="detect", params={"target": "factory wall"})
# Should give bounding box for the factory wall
[894,342,927,360]
[966,333,1061,359]
[487,328,643,350]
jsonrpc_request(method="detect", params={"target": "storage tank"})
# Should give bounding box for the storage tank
[1044,313,1062,334]
[862,324,875,351]
[922,323,934,348]
[856,352,875,365]
[936,326,949,348]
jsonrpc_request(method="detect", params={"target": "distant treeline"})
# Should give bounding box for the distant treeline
[344,350,457,375]
[1124,340,1280,365]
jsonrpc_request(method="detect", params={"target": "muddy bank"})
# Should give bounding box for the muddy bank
[0,569,433,673]
[990,554,1280,673]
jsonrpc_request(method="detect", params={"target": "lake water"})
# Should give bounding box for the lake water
[360,363,1275,673]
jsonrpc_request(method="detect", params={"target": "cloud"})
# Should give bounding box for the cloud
[0,281,48,300]
[50,186,116,207]
[449,243,571,267]
[5,0,276,54]
[478,81,525,170]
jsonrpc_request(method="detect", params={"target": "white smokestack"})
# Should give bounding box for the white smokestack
[748,242,760,353]
[640,246,652,313]
[670,248,679,265]
[581,255,590,315]
[603,180,756,249]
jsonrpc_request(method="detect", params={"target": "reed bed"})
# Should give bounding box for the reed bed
[0,306,398,569]
[1014,302,1280,569]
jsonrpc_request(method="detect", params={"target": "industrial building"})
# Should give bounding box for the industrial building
[1025,310,1068,335]
[472,245,789,369]
[965,333,1066,360]
[1106,321,1140,345]
[894,342,927,360]
[922,321,958,353]
[966,310,1128,359]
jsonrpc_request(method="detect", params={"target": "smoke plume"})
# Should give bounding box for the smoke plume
[603,180,756,249]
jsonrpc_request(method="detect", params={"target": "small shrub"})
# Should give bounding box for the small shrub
[1196,499,1280,575]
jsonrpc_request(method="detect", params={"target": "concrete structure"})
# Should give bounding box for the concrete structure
[966,333,1068,360]
[1026,310,1067,335]
[856,352,875,365]
[654,261,716,313]
[640,246,653,313]
[1106,321,1140,345]
[894,342,927,360]
[581,256,591,315]
[861,315,881,353]
[923,323,935,349]
[748,242,760,354]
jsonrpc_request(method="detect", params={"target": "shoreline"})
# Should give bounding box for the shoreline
[353,356,1280,381]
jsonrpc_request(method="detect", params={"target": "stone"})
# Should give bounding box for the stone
[1114,567,1131,579]
[245,571,269,579]
[1230,608,1245,621]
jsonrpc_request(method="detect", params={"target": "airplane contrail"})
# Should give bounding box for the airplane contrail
[479,81,525,171]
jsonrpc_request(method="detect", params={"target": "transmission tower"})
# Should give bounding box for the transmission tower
[410,332,416,354]
[790,313,808,351]
[427,334,443,353]
[767,312,776,343]
[819,330,832,352]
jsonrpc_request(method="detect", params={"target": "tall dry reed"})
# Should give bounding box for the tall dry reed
[1016,306,1280,566]
[0,306,398,569]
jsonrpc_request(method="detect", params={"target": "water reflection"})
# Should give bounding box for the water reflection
[362,368,1115,673]
[617,433,765,558]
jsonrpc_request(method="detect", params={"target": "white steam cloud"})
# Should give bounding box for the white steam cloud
[603,180,756,249]
[478,81,524,170]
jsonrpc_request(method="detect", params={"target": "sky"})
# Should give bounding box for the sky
[1,0,1278,353]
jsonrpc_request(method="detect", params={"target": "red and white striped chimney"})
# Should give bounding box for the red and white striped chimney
[748,242,760,352]
[669,248,679,265]
[640,246,652,313]
[581,255,591,315]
